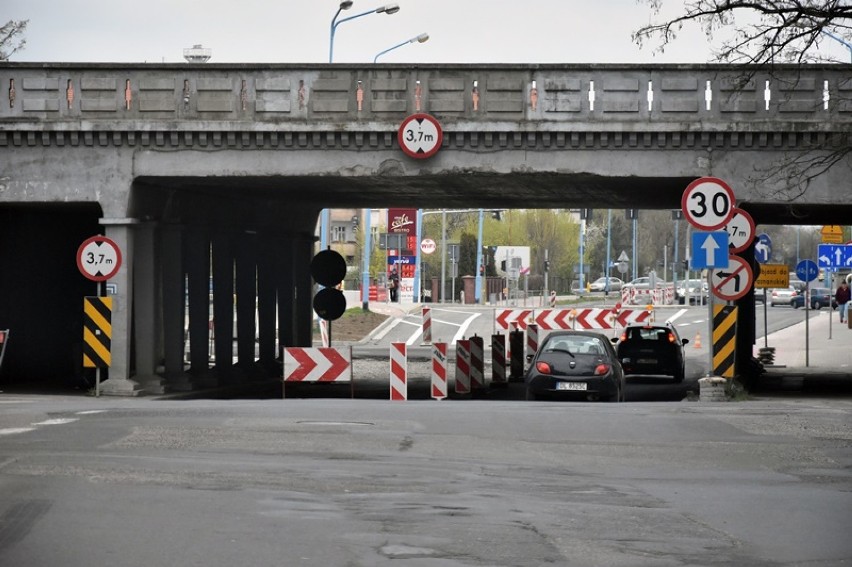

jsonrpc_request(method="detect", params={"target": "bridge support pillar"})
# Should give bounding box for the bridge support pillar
[132,222,165,394]
[293,234,315,346]
[235,231,261,378]
[257,232,278,372]
[276,234,295,350]
[159,223,191,392]
[99,219,143,396]
[212,231,237,384]
[185,225,216,389]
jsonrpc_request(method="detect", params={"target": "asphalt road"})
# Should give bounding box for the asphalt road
[0,396,849,566]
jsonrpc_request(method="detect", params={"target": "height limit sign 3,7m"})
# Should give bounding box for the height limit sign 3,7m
[681,177,736,231]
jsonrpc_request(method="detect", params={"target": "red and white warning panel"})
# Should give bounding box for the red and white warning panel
[431,342,448,400]
[390,343,407,401]
[495,309,534,330]
[283,347,352,382]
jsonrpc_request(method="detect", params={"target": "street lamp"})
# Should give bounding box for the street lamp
[329,2,400,63]
[373,33,430,63]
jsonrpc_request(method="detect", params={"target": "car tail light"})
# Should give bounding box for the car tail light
[535,361,552,374]
[618,332,627,342]
[666,332,676,343]
[594,363,610,376]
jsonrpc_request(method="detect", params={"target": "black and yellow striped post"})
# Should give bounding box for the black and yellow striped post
[712,304,738,378]
[83,296,112,396]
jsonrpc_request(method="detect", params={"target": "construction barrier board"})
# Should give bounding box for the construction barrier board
[83,297,112,368]
[712,305,738,379]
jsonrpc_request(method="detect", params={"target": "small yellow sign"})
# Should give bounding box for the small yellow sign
[755,264,789,289]
[821,225,844,244]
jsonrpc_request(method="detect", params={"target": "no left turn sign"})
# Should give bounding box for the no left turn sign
[681,177,736,231]
[710,255,753,301]
[77,235,122,282]
[398,113,443,159]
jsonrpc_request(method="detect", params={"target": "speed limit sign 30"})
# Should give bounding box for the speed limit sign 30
[681,177,736,231]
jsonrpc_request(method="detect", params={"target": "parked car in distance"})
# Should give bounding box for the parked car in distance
[676,279,708,305]
[613,323,688,383]
[525,331,625,402]
[769,286,798,307]
[588,276,623,292]
[791,287,836,310]
[623,277,650,290]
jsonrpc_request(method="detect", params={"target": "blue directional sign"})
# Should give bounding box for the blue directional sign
[796,259,819,283]
[691,231,729,270]
[817,244,852,269]
[755,233,772,264]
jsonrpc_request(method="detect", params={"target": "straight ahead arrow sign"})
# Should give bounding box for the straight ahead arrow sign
[701,234,720,267]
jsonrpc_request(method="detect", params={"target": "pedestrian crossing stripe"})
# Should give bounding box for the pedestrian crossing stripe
[712,304,737,379]
[83,297,112,368]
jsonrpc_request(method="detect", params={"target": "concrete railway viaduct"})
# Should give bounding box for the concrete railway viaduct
[0,62,850,394]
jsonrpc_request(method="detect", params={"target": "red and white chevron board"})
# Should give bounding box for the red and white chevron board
[533,309,574,330]
[491,334,506,384]
[431,342,448,400]
[614,308,653,327]
[422,306,432,343]
[573,308,617,329]
[390,342,407,401]
[470,335,484,390]
[283,347,351,382]
[495,309,533,330]
[455,339,471,394]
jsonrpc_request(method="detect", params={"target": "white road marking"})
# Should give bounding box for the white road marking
[32,418,78,426]
[452,313,482,343]
[665,309,688,324]
[0,428,36,436]
[76,410,107,415]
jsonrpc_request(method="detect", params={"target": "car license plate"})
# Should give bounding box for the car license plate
[637,358,657,364]
[556,382,587,391]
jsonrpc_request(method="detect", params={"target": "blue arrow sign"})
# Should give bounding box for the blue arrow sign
[817,244,852,269]
[755,233,772,264]
[691,231,729,270]
[796,259,819,283]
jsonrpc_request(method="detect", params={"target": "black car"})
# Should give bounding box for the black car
[525,331,625,402]
[613,323,688,383]
[792,287,836,310]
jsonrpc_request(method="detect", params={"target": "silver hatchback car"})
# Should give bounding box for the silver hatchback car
[769,286,798,307]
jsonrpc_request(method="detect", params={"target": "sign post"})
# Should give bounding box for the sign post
[682,177,736,380]
[797,259,820,358]
[77,235,122,397]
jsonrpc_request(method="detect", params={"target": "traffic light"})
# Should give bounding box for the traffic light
[491,210,502,221]
[544,260,550,272]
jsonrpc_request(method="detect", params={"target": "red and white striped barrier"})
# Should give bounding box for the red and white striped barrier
[455,339,471,395]
[422,306,432,344]
[614,308,654,326]
[495,309,534,330]
[431,342,448,400]
[469,335,484,390]
[491,334,506,384]
[526,323,539,359]
[390,342,407,401]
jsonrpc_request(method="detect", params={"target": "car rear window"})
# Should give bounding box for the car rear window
[627,327,670,342]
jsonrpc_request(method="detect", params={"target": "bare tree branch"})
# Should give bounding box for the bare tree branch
[0,20,28,61]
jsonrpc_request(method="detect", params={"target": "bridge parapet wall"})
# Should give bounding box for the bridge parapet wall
[1,64,849,133]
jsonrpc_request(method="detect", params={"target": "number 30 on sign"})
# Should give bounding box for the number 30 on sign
[681,177,736,231]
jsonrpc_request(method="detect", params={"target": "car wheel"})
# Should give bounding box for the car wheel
[674,370,685,383]
[793,302,800,309]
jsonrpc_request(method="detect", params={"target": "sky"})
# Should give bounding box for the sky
[4,0,727,64]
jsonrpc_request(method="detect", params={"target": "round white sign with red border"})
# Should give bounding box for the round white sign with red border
[77,235,122,282]
[710,255,754,301]
[420,238,437,254]
[724,208,756,254]
[398,113,443,159]
[681,177,736,231]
